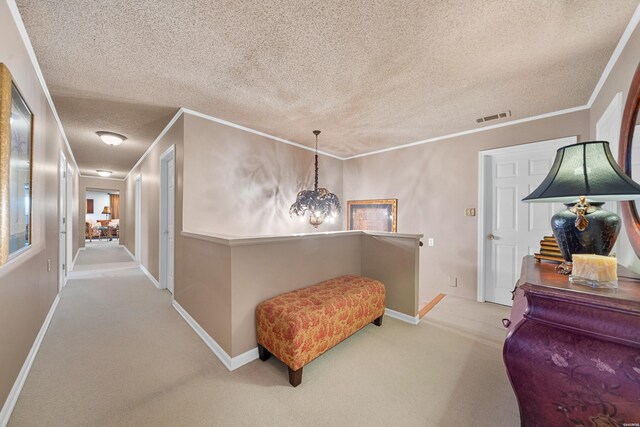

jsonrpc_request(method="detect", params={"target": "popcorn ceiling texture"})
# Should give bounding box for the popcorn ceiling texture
[15,0,639,177]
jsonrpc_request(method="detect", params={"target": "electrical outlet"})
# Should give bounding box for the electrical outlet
[428,238,435,247]
[465,208,476,216]
[449,276,458,287]
[47,259,51,272]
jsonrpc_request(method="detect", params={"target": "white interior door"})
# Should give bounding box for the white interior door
[481,137,575,306]
[58,152,67,290]
[135,176,142,262]
[160,146,175,294]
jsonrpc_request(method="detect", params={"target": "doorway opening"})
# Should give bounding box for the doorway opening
[85,189,120,244]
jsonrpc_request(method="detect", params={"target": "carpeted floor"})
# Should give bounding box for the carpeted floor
[9,245,519,426]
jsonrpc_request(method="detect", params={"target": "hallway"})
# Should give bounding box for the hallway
[8,244,518,427]
[9,244,223,426]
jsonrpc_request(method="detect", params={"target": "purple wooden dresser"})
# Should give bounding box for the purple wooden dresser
[503,256,640,426]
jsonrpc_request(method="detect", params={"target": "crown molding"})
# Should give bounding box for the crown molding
[182,108,343,160]
[343,105,590,160]
[587,2,640,108]
[11,0,639,171]
[6,0,79,173]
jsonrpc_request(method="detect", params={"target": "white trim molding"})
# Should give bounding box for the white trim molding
[384,308,419,325]
[587,3,640,108]
[71,248,82,269]
[120,244,135,262]
[125,110,184,180]
[182,108,342,160]
[6,0,79,173]
[0,295,60,427]
[172,300,259,371]
[125,108,342,181]
[139,263,160,289]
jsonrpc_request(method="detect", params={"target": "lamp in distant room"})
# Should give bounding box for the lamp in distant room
[523,141,640,274]
[290,130,341,228]
[102,206,111,221]
[96,131,127,146]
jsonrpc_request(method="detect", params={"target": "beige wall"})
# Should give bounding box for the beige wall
[362,234,420,316]
[78,176,125,249]
[0,2,79,411]
[123,116,184,279]
[177,235,232,352]
[230,234,362,355]
[182,113,344,236]
[344,110,590,303]
[180,231,420,358]
[589,24,640,271]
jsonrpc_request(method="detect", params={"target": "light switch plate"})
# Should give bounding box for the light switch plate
[428,238,434,247]
[465,208,476,216]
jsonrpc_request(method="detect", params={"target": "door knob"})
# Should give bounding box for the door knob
[487,233,495,240]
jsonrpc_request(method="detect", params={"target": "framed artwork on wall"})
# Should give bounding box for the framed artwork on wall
[347,199,397,233]
[87,199,94,214]
[0,63,34,265]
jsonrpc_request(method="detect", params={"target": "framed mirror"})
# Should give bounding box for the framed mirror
[619,62,640,257]
[0,63,34,264]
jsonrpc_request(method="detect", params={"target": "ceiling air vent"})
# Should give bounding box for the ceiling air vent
[476,110,511,124]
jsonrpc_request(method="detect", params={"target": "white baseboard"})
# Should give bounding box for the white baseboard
[120,245,135,262]
[70,248,81,271]
[385,308,420,325]
[139,263,160,289]
[172,300,259,371]
[0,295,60,427]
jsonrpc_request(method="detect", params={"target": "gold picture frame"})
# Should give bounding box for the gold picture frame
[0,63,34,264]
[347,199,397,233]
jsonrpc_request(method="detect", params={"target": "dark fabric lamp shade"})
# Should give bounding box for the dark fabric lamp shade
[523,141,640,277]
[523,141,640,203]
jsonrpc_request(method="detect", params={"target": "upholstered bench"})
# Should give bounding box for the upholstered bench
[256,275,385,386]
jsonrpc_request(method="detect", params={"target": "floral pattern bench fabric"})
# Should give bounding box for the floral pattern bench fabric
[256,275,385,385]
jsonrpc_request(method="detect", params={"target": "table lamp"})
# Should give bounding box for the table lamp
[523,141,640,274]
[102,206,111,221]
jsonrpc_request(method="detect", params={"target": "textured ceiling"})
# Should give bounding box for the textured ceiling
[16,0,639,177]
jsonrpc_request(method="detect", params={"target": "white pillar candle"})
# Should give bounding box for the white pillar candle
[571,254,617,283]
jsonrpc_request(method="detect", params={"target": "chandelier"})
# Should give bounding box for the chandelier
[290,130,341,227]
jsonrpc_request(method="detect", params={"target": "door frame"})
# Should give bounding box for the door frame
[58,151,67,291]
[159,145,175,293]
[66,163,73,272]
[596,92,623,258]
[134,175,142,263]
[476,136,577,302]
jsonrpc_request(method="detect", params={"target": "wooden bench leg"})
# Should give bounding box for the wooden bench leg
[373,315,383,326]
[258,344,271,361]
[288,367,303,387]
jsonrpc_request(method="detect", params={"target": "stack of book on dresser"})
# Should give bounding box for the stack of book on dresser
[534,235,563,264]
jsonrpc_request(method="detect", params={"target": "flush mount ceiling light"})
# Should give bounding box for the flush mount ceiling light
[96,170,113,177]
[289,130,341,228]
[96,131,127,146]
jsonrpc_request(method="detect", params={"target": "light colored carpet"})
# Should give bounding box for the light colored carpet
[9,246,519,426]
[424,295,512,346]
[74,240,134,270]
